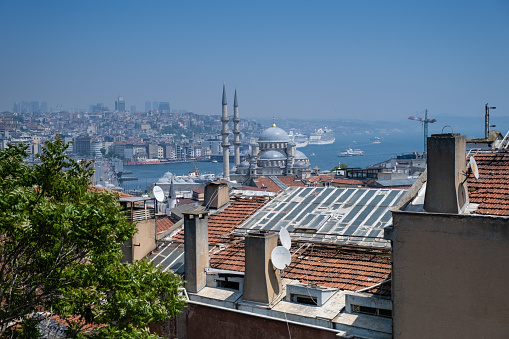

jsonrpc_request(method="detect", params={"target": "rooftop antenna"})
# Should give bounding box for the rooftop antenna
[279,226,291,250]
[153,185,165,202]
[469,156,479,180]
[271,245,291,270]
[485,103,496,139]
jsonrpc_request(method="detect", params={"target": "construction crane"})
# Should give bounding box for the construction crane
[408,109,436,153]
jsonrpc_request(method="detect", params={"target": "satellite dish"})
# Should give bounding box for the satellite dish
[271,246,291,270]
[153,185,165,202]
[469,156,479,180]
[279,227,291,250]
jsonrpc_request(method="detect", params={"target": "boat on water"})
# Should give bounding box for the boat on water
[308,127,335,145]
[371,137,381,144]
[339,146,364,157]
[288,130,309,148]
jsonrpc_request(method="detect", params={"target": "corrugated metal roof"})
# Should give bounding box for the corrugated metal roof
[237,187,406,248]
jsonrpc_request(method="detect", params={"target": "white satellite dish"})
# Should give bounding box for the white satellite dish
[153,185,165,202]
[271,246,291,270]
[279,227,291,250]
[469,156,479,180]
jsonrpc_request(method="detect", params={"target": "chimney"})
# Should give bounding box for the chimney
[184,211,209,293]
[203,180,229,209]
[243,232,281,304]
[424,133,468,213]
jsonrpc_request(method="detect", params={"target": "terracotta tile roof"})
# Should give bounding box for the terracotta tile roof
[89,185,132,198]
[332,178,364,185]
[307,174,334,183]
[156,216,175,235]
[172,195,270,244]
[467,152,509,216]
[277,176,306,187]
[253,176,306,193]
[254,177,283,193]
[210,242,391,295]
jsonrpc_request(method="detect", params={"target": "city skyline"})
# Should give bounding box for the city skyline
[1,1,508,120]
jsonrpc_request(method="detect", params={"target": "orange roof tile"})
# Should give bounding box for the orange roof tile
[254,177,283,193]
[156,216,175,235]
[89,185,132,198]
[278,176,306,187]
[172,195,270,244]
[332,178,364,185]
[467,152,509,216]
[211,242,391,295]
[307,174,334,183]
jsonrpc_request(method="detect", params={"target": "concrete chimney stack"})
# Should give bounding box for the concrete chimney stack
[184,211,209,293]
[424,133,468,214]
[243,232,281,304]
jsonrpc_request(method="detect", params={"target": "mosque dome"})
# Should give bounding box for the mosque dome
[260,150,286,160]
[239,160,250,168]
[258,126,290,142]
[294,150,308,160]
[294,160,307,168]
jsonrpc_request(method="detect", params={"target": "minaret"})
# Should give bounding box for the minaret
[233,88,241,167]
[168,174,177,209]
[221,83,230,180]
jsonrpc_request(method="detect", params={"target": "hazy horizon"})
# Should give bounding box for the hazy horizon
[1,1,508,120]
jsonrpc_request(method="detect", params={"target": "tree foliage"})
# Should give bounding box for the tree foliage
[0,139,184,338]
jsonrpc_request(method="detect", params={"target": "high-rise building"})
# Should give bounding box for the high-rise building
[145,101,151,112]
[159,102,170,113]
[130,105,136,113]
[152,101,159,112]
[40,102,48,113]
[115,96,126,111]
[13,102,20,113]
[30,101,39,113]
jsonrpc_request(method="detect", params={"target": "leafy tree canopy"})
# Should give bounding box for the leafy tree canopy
[331,163,348,171]
[0,139,184,338]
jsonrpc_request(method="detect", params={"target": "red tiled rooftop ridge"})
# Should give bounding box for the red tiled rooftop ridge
[253,176,305,193]
[172,195,270,243]
[210,242,391,295]
[156,216,175,235]
[467,152,509,216]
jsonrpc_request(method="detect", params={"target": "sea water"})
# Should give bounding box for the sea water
[121,131,423,192]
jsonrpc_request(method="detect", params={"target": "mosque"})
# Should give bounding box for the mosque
[220,84,311,183]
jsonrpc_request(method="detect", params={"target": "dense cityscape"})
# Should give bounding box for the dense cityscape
[1,1,508,338]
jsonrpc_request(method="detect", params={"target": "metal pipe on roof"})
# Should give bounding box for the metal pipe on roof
[355,279,391,293]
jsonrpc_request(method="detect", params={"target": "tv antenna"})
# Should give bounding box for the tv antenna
[153,185,165,202]
[469,156,479,180]
[279,227,291,250]
[271,246,291,270]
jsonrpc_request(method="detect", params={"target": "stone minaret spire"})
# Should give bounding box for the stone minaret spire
[233,88,241,167]
[221,83,230,180]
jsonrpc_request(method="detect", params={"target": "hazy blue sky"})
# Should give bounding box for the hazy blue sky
[1,0,508,121]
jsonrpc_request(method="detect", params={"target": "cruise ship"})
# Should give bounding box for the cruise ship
[288,130,309,148]
[308,127,335,145]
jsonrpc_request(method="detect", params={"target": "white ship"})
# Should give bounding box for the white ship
[339,146,364,157]
[308,127,335,145]
[288,131,309,148]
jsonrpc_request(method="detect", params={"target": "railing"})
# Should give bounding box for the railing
[127,208,155,222]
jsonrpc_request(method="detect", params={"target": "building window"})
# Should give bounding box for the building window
[217,280,240,290]
[291,293,317,306]
[352,304,392,318]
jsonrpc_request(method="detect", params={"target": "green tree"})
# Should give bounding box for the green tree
[331,163,349,171]
[0,140,184,338]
